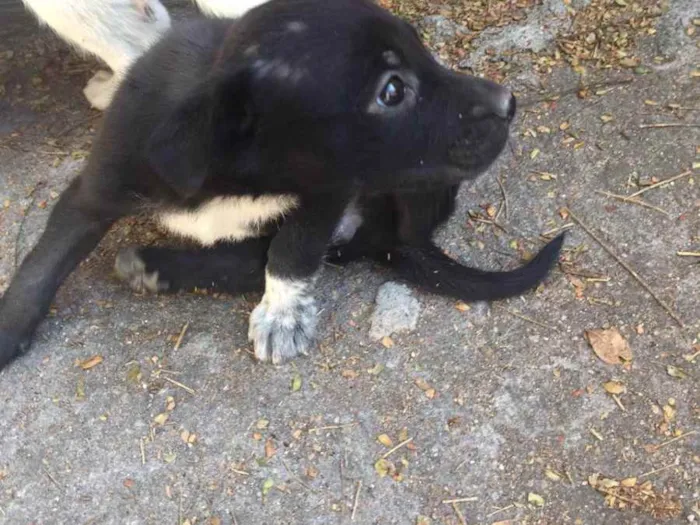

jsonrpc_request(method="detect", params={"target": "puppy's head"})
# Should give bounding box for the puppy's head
[148,0,515,196]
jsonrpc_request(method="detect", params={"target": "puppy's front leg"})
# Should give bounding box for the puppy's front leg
[249,194,348,364]
[0,177,120,369]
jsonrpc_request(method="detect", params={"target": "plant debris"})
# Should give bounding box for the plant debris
[585,327,632,365]
[76,355,103,370]
[588,473,682,519]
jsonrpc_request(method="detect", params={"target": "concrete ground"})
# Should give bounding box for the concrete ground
[0,0,698,524]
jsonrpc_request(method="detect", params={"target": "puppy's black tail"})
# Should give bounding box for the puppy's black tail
[384,234,564,302]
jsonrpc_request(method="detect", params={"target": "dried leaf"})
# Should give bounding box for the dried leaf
[264,438,277,458]
[666,365,687,379]
[256,418,269,430]
[367,363,385,375]
[374,458,392,477]
[377,434,394,447]
[154,413,169,426]
[414,378,431,391]
[381,336,395,348]
[620,477,637,487]
[603,381,626,395]
[414,378,436,398]
[545,468,562,481]
[261,478,275,497]
[585,328,632,365]
[341,369,359,379]
[600,114,614,123]
[77,355,103,370]
[528,492,545,506]
[455,301,470,312]
[291,374,302,392]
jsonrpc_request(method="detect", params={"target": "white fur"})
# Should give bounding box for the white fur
[23,0,171,109]
[159,194,299,246]
[195,0,267,18]
[22,0,269,109]
[248,272,318,364]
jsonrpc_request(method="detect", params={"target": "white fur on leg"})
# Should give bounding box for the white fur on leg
[22,0,171,109]
[248,272,317,364]
[83,69,122,110]
[195,0,269,18]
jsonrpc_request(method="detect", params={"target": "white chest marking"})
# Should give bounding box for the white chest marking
[159,195,299,246]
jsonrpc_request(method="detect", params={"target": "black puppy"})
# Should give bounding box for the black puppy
[0,0,563,370]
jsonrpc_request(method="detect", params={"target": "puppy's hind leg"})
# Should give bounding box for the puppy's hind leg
[114,239,270,295]
[22,0,171,110]
[0,174,123,370]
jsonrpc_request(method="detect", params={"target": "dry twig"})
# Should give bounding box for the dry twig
[379,438,413,460]
[451,503,468,525]
[162,375,196,395]
[595,190,670,217]
[351,481,362,521]
[639,123,700,129]
[567,209,684,327]
[626,170,692,199]
[173,322,189,351]
[495,305,558,331]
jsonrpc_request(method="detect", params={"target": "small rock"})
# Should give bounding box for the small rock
[369,282,421,340]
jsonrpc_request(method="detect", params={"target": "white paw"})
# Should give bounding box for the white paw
[248,276,317,364]
[83,70,120,110]
[114,247,169,294]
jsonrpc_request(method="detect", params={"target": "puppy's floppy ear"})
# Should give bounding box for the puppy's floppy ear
[146,68,253,197]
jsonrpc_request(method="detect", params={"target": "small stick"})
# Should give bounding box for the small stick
[351,481,362,521]
[612,394,626,411]
[496,175,509,219]
[677,251,700,257]
[308,422,357,434]
[486,504,514,517]
[43,467,64,493]
[567,209,685,327]
[639,463,676,478]
[162,376,196,395]
[140,438,146,465]
[639,123,700,129]
[380,437,413,460]
[451,503,468,525]
[626,170,692,199]
[495,305,557,331]
[594,190,670,217]
[648,430,697,452]
[541,223,574,238]
[565,470,575,485]
[442,497,479,504]
[231,468,250,476]
[173,322,189,351]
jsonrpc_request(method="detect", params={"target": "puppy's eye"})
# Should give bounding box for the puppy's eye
[378,76,405,107]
